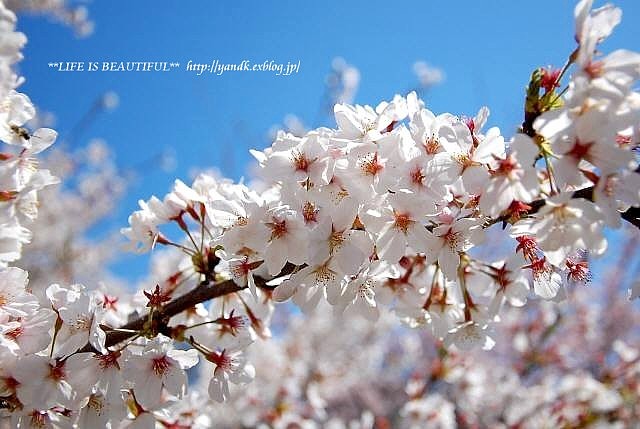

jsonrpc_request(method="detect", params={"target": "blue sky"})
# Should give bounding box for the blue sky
[15,1,640,280]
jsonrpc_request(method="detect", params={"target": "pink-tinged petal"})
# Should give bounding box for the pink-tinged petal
[64,353,99,398]
[376,228,405,263]
[247,273,258,300]
[336,240,366,274]
[208,374,230,403]
[534,109,572,141]
[505,279,530,307]
[273,280,297,302]
[264,239,288,275]
[406,222,431,255]
[533,270,562,300]
[161,365,187,398]
[461,165,489,194]
[325,280,343,306]
[132,371,163,410]
[355,298,379,322]
[439,249,460,281]
[334,104,363,139]
[511,134,539,166]
[167,348,199,369]
[228,364,255,384]
[29,128,57,153]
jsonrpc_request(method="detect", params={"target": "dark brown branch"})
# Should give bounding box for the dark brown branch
[103,278,244,348]
[621,204,640,229]
[80,264,296,352]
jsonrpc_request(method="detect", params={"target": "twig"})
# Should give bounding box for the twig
[79,264,296,352]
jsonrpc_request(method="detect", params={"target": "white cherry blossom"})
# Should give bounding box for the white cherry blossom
[124,336,199,409]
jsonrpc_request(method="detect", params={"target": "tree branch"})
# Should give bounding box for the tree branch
[102,278,244,348]
[86,183,640,354]
[81,264,296,352]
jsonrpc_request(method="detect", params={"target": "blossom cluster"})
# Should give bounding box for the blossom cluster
[0,0,58,269]
[0,0,639,427]
[250,0,638,347]
[188,267,640,428]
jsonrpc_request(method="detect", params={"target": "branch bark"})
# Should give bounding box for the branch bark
[101,279,243,348]
[93,264,295,351]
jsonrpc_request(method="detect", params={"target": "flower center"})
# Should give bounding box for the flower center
[2,376,19,392]
[291,150,313,172]
[87,394,104,415]
[453,152,473,168]
[230,258,251,279]
[267,218,288,240]
[4,325,23,340]
[495,155,518,176]
[328,229,344,254]
[358,153,384,176]
[216,310,247,337]
[393,211,413,234]
[515,235,538,261]
[209,350,233,374]
[494,265,512,292]
[357,279,375,301]
[314,264,336,288]
[551,204,577,222]
[331,188,350,204]
[97,351,122,370]
[567,139,592,161]
[527,258,555,282]
[585,60,604,79]
[302,201,319,224]
[424,135,440,154]
[566,259,591,283]
[234,216,248,227]
[616,134,632,148]
[29,411,48,429]
[409,166,425,187]
[48,361,66,381]
[361,120,376,134]
[442,228,461,252]
[71,315,91,333]
[151,356,172,376]
[102,294,119,310]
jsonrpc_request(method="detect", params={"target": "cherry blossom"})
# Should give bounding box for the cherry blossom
[0,0,640,426]
[124,336,199,409]
[13,355,88,410]
[262,206,307,275]
[426,215,485,281]
[479,134,539,218]
[205,343,255,403]
[0,267,37,317]
[361,191,433,263]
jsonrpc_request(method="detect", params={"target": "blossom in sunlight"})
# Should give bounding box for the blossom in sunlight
[2,0,640,427]
[124,336,199,409]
